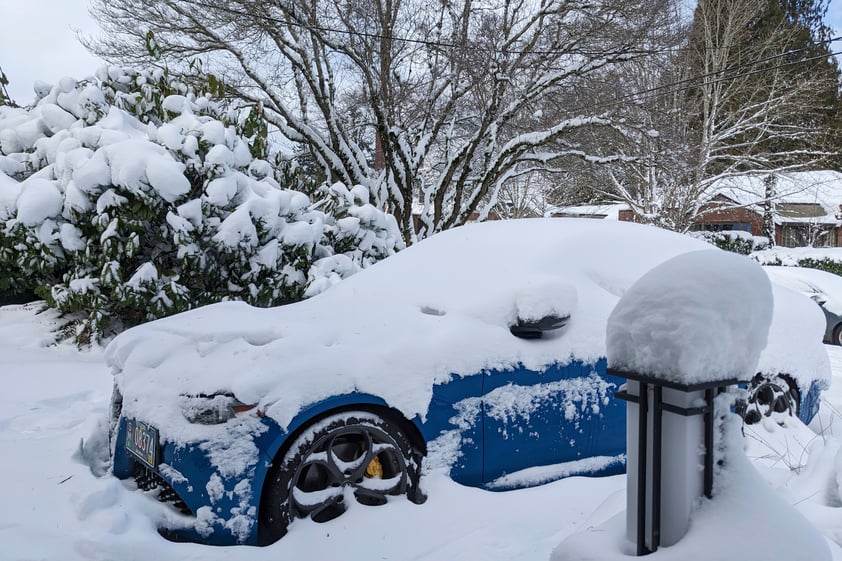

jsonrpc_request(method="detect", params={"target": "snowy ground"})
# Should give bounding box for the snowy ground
[2,302,842,560]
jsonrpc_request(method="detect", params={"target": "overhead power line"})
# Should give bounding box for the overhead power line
[155,0,842,120]
[584,48,842,114]
[583,49,842,119]
[180,0,842,58]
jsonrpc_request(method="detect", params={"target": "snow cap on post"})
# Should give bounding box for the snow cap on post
[606,249,773,384]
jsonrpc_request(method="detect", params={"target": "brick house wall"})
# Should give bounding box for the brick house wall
[618,203,840,247]
[617,203,765,236]
[692,205,765,236]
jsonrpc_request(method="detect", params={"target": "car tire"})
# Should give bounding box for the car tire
[742,374,799,425]
[258,410,423,545]
[834,325,842,346]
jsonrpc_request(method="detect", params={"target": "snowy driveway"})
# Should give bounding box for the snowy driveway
[2,303,842,560]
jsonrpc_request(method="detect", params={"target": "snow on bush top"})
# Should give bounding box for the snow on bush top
[752,245,842,266]
[0,66,402,340]
[606,250,773,384]
[105,219,829,437]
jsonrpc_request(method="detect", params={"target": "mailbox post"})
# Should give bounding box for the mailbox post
[611,369,738,555]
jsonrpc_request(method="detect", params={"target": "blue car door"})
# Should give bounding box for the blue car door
[481,358,625,487]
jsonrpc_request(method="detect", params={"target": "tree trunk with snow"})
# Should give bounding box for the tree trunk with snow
[762,174,776,246]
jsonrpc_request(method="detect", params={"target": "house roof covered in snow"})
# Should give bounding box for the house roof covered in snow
[545,203,629,220]
[709,171,842,226]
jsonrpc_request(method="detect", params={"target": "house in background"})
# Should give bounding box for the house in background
[550,171,842,248]
[696,171,842,247]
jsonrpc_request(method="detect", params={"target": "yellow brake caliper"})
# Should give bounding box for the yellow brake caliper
[365,456,383,478]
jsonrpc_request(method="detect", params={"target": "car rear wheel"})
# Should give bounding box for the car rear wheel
[743,374,799,425]
[258,410,423,545]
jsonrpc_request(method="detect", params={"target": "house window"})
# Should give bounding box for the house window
[692,222,752,233]
[781,225,837,248]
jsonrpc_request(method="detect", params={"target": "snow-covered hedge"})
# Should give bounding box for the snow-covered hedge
[0,67,402,343]
[751,247,842,277]
[688,230,771,255]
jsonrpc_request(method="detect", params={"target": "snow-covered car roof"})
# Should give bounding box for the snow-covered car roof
[106,219,830,436]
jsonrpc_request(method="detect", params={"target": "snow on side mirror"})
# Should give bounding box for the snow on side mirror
[509,279,577,339]
[509,313,570,339]
[809,294,827,306]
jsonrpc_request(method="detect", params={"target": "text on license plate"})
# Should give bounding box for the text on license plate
[125,419,159,468]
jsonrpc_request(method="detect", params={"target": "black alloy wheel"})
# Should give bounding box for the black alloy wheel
[258,411,424,545]
[742,374,799,425]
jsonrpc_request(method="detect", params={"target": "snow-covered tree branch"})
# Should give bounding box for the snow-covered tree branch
[580,0,841,232]
[88,0,673,242]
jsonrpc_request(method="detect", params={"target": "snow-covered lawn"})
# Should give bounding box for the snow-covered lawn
[2,302,842,560]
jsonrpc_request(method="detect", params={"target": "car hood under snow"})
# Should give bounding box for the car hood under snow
[106,219,831,436]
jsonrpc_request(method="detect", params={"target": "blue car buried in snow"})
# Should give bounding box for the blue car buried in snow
[106,218,830,545]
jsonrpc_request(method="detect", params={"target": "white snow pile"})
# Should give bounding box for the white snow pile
[552,393,833,561]
[105,219,829,442]
[764,265,842,316]
[0,67,402,340]
[514,278,578,323]
[760,282,832,390]
[606,249,774,384]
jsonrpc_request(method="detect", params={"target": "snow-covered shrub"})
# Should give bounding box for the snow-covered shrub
[689,230,770,255]
[793,258,842,277]
[754,256,842,277]
[303,182,405,297]
[751,247,842,277]
[0,67,401,343]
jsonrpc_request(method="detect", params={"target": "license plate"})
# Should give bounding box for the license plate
[125,419,159,469]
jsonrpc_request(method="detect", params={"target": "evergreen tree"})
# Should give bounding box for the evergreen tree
[749,0,841,165]
[686,0,841,174]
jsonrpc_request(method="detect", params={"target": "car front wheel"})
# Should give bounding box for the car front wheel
[259,410,422,544]
[834,325,842,346]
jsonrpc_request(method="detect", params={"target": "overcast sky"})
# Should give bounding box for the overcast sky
[0,0,840,104]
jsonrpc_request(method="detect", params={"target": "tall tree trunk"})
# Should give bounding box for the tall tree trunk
[763,174,777,246]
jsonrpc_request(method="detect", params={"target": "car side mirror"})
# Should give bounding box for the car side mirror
[810,294,827,306]
[510,313,570,339]
[509,280,577,339]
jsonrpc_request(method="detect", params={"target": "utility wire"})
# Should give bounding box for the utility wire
[581,48,842,116]
[148,0,842,120]
[175,0,842,113]
[179,0,842,57]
